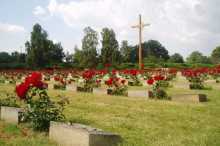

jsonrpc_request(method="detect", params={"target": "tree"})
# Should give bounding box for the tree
[64,51,73,63]
[169,53,184,63]
[73,45,83,66]
[81,27,98,68]
[48,42,65,64]
[26,23,64,68]
[0,52,12,63]
[101,28,120,65]
[11,51,26,63]
[120,40,132,62]
[131,40,170,63]
[26,23,48,68]
[211,46,220,64]
[186,51,210,64]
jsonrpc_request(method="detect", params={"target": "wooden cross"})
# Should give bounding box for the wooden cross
[132,14,150,69]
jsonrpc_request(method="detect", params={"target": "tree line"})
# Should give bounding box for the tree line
[0,23,220,69]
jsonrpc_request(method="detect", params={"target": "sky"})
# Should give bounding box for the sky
[0,0,220,58]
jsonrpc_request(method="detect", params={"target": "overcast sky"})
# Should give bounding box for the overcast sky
[0,0,220,57]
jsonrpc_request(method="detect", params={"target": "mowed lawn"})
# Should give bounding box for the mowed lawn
[0,75,220,146]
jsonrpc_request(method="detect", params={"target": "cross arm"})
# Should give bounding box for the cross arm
[131,25,140,28]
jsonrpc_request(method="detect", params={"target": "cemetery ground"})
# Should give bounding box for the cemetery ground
[0,74,220,146]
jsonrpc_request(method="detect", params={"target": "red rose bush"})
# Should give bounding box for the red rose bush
[147,74,170,100]
[15,72,66,131]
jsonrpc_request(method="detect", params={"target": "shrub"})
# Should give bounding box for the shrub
[76,70,96,93]
[147,75,170,100]
[25,88,66,131]
[105,69,128,96]
[0,94,19,107]
[15,72,66,131]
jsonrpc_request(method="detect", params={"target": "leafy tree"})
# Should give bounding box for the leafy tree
[101,28,120,65]
[169,53,184,63]
[48,42,65,64]
[187,51,211,64]
[143,40,169,60]
[64,51,73,63]
[0,52,12,63]
[73,45,83,66]
[211,46,220,64]
[120,40,132,62]
[11,51,26,63]
[26,24,48,68]
[202,56,212,64]
[81,27,98,68]
[26,23,64,68]
[132,40,169,63]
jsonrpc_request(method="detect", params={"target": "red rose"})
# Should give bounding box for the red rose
[154,75,164,81]
[105,78,113,86]
[82,70,95,80]
[16,82,29,99]
[147,78,154,85]
[25,72,46,89]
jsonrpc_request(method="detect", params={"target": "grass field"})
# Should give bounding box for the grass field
[0,74,220,146]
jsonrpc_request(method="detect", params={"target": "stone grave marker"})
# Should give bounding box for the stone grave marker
[49,121,121,146]
[172,94,207,103]
[128,90,148,98]
[93,88,107,95]
[0,106,23,124]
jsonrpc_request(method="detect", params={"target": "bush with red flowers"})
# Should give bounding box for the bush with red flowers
[105,71,128,96]
[209,66,220,83]
[16,72,47,100]
[15,72,66,131]
[53,75,66,90]
[77,70,96,92]
[182,69,206,89]
[147,75,170,100]
[166,68,178,81]
[123,69,142,86]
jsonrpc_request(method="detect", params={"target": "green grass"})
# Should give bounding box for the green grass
[0,74,220,146]
[0,121,57,146]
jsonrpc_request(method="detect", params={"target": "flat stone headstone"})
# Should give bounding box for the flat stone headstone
[128,90,148,98]
[66,85,77,92]
[0,106,23,124]
[49,121,121,146]
[172,94,207,103]
[93,88,107,95]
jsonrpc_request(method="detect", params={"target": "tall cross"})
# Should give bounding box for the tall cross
[132,14,150,69]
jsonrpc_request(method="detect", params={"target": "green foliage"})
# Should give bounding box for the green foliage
[26,23,64,68]
[72,45,83,67]
[132,40,170,62]
[81,27,99,68]
[101,28,121,65]
[0,63,26,69]
[0,94,19,107]
[189,83,204,89]
[211,46,220,64]
[53,84,66,90]
[186,75,206,90]
[149,81,170,100]
[107,86,128,96]
[0,52,13,63]
[169,53,184,63]
[120,40,132,62]
[96,63,104,70]
[25,87,66,131]
[143,55,165,64]
[186,51,212,64]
